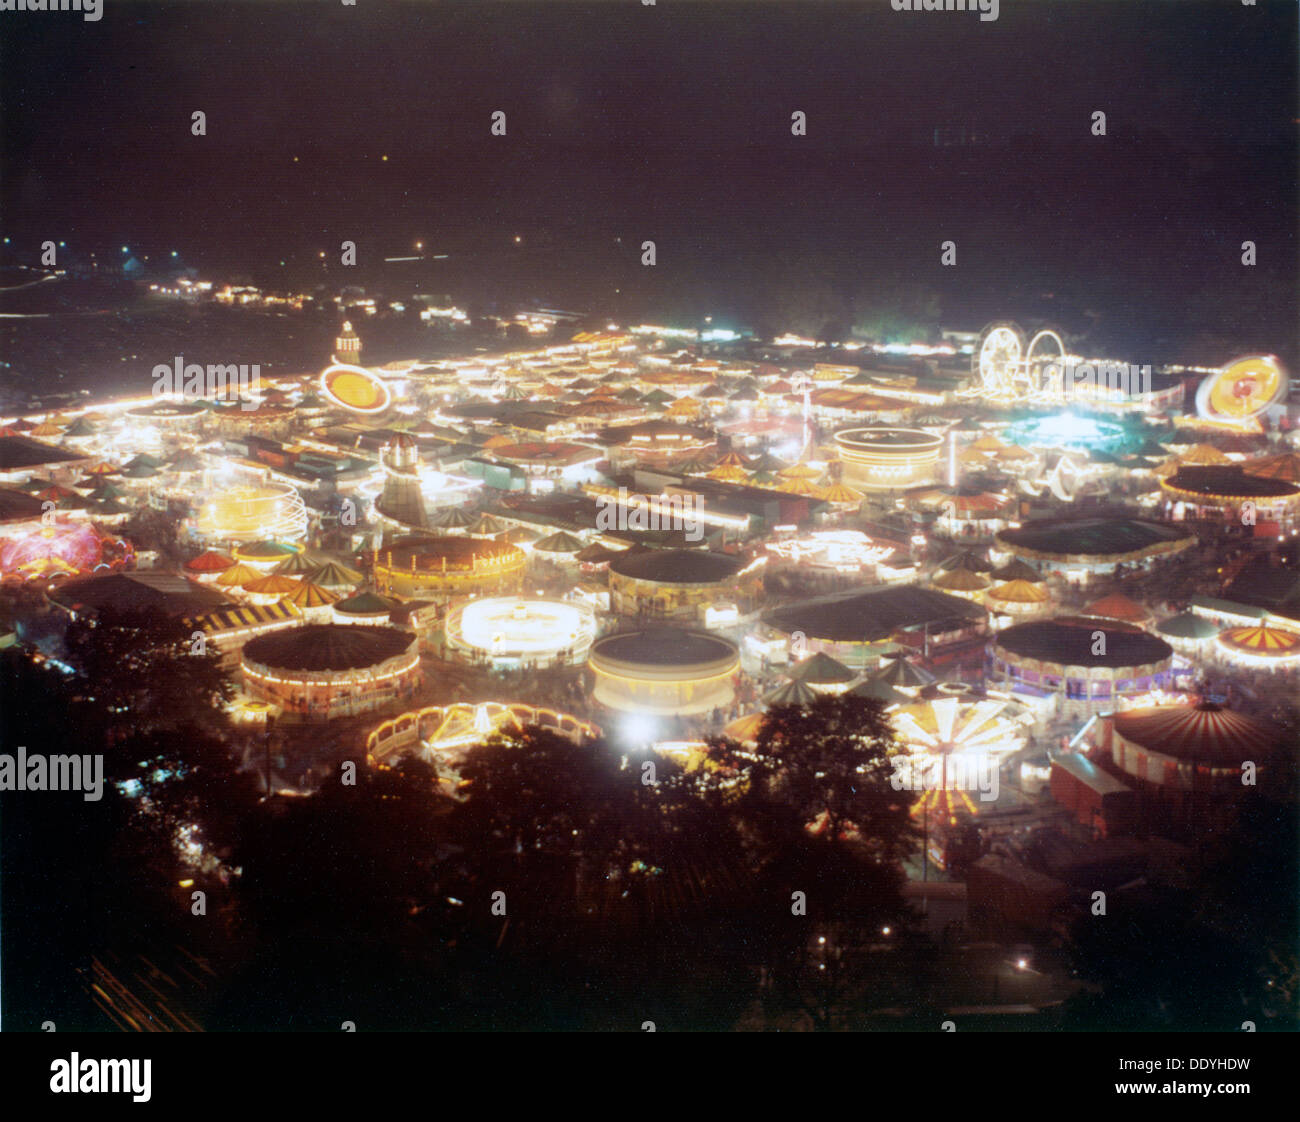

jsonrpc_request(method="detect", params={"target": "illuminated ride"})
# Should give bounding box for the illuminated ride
[765,530,893,573]
[0,521,134,583]
[241,623,421,719]
[889,691,1034,821]
[366,702,599,769]
[1195,356,1287,427]
[834,427,944,491]
[588,629,740,717]
[962,323,1070,403]
[444,597,597,668]
[195,482,308,543]
[320,363,393,414]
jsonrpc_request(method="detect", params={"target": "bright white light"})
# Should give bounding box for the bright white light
[622,713,657,746]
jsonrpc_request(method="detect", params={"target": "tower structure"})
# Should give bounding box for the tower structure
[374,433,428,534]
[335,320,363,367]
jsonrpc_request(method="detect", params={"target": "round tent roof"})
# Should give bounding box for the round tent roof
[995,518,1193,564]
[1244,452,1300,484]
[244,623,412,673]
[994,616,1173,669]
[1084,592,1153,624]
[1217,624,1300,658]
[608,548,744,585]
[589,628,739,680]
[1155,611,1219,641]
[1111,703,1284,766]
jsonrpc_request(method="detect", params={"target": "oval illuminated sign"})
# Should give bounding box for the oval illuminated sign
[320,363,392,414]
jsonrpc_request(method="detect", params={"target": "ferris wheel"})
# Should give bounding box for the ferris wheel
[973,323,1068,399]
[1025,329,1066,396]
[974,323,1024,394]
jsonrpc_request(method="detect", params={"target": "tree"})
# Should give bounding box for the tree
[63,607,233,738]
[748,693,918,863]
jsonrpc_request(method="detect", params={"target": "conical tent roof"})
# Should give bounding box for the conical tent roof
[987,578,1051,605]
[243,573,302,595]
[287,580,339,608]
[307,560,363,587]
[991,558,1044,583]
[119,461,161,479]
[216,562,262,587]
[763,678,820,707]
[90,497,132,516]
[932,567,990,592]
[167,451,205,473]
[62,417,98,438]
[273,551,320,575]
[938,550,993,574]
[185,550,235,573]
[779,462,821,480]
[335,590,398,615]
[467,513,509,535]
[432,506,475,529]
[708,464,749,483]
[848,677,907,705]
[125,453,165,469]
[745,451,787,473]
[821,483,863,504]
[533,530,585,554]
[869,655,937,689]
[789,651,856,685]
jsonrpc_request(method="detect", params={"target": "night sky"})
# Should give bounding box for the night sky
[2,1,1297,352]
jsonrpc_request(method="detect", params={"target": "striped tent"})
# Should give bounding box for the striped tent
[1216,624,1300,661]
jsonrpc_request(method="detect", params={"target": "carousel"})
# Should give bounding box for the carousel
[444,596,597,668]
[588,629,740,717]
[241,623,420,719]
